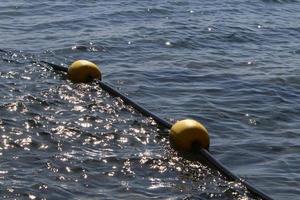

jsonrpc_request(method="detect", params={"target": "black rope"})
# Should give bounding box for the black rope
[199,149,272,200]
[99,81,172,129]
[40,61,68,72]
[41,61,272,200]
[0,48,273,200]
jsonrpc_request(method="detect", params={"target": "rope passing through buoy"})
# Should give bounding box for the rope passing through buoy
[68,60,102,82]
[170,119,210,151]
[66,60,211,151]
[39,59,272,200]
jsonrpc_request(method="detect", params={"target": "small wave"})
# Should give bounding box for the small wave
[261,0,299,3]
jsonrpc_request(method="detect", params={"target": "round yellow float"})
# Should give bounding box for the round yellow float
[68,60,101,83]
[170,119,210,152]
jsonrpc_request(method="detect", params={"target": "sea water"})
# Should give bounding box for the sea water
[1,1,300,199]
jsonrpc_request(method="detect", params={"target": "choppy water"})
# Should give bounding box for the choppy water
[1,1,300,199]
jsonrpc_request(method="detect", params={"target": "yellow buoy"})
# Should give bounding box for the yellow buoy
[68,60,101,83]
[170,119,210,152]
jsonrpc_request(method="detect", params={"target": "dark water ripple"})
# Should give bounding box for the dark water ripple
[0,56,254,200]
[1,0,300,199]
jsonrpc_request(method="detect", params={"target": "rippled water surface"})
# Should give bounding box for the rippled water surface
[1,1,300,199]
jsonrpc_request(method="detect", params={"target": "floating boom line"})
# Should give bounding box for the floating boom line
[0,48,273,200]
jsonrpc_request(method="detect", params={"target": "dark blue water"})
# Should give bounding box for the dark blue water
[1,1,300,199]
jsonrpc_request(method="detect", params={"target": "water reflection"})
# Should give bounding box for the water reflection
[0,52,259,199]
